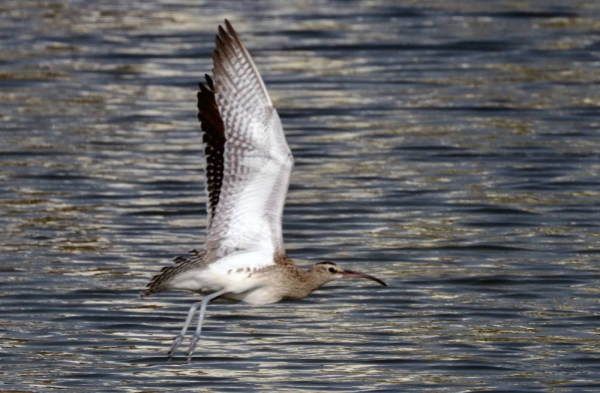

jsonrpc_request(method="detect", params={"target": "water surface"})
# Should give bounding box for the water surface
[2,1,600,392]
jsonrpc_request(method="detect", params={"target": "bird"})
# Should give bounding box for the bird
[140,19,387,361]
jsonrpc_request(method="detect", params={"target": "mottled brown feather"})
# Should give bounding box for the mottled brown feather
[140,249,207,298]
[197,74,226,229]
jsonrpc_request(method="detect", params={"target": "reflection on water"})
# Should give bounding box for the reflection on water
[2,0,600,391]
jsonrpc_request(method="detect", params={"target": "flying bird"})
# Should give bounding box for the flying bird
[141,20,386,361]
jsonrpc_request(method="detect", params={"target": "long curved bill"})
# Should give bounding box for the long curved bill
[341,269,387,286]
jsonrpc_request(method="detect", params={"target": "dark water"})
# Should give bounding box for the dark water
[2,1,600,391]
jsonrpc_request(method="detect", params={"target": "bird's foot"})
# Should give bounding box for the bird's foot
[167,335,184,360]
[185,333,202,361]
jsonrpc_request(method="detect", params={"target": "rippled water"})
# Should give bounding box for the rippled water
[2,1,600,391]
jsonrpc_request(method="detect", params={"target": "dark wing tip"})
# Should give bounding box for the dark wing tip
[215,34,225,49]
[199,74,214,93]
[224,19,234,33]
[205,74,214,89]
[199,82,210,94]
[217,25,227,39]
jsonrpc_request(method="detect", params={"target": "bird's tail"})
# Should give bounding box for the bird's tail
[140,249,206,298]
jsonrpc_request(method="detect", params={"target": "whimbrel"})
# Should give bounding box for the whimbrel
[141,20,386,361]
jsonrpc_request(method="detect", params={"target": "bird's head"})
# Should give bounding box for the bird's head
[307,261,387,288]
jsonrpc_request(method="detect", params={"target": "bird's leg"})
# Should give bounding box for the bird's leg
[185,289,227,361]
[168,301,202,360]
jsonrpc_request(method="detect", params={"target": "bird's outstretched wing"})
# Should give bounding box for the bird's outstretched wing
[199,20,293,265]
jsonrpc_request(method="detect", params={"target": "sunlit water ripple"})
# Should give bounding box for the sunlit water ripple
[1,1,600,392]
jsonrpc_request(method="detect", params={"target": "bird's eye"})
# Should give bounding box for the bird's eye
[328,267,336,273]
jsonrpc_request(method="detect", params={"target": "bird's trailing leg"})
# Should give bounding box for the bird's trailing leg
[168,300,202,360]
[185,289,227,361]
